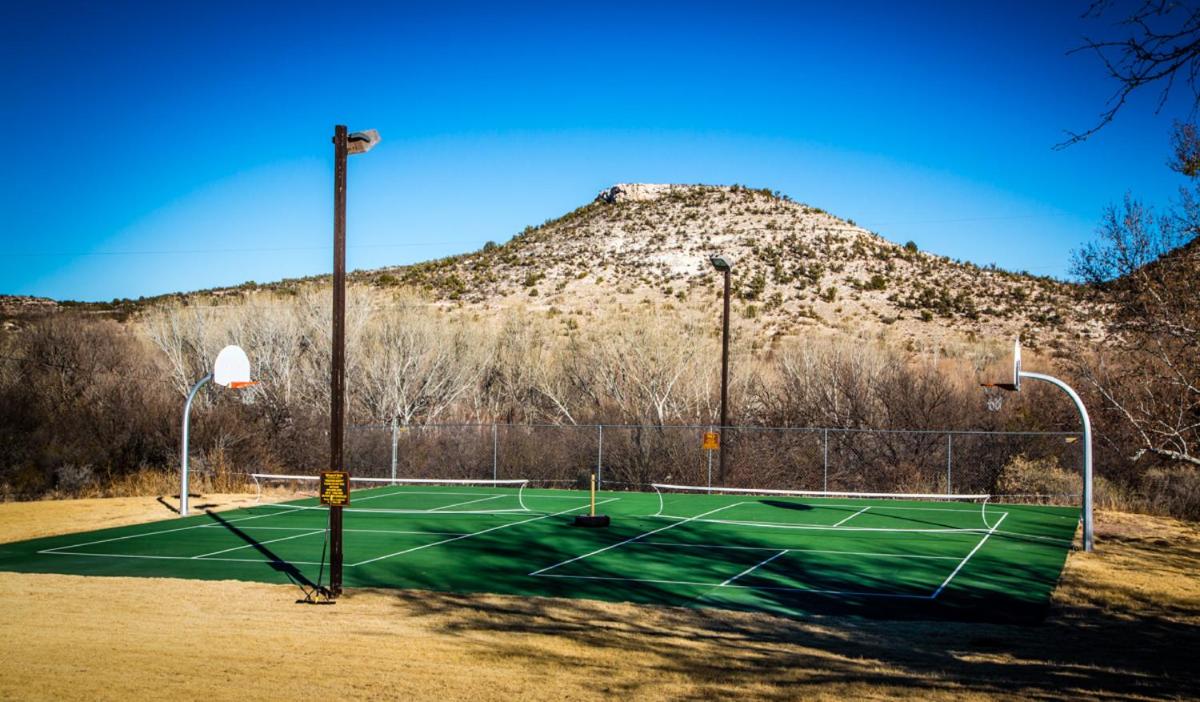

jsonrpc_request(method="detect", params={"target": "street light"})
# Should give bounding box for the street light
[710,254,733,483]
[329,124,380,598]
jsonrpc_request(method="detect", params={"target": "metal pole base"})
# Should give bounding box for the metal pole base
[573,514,611,527]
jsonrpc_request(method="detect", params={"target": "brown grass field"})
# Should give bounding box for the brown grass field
[0,496,1196,701]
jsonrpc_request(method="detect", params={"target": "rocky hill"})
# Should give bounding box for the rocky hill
[368,184,1104,351]
[4,184,1106,353]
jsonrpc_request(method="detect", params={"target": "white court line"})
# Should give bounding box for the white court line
[719,549,789,586]
[39,551,328,566]
[37,509,294,555]
[529,502,746,576]
[191,529,326,559]
[832,506,871,527]
[931,511,1009,599]
[349,498,620,567]
[533,572,931,599]
[428,494,509,512]
[640,542,961,560]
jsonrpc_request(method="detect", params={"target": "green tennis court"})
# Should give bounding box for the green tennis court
[0,482,1080,621]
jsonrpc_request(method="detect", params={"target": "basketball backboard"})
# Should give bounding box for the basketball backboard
[213,345,254,388]
[1012,339,1022,392]
[980,339,1022,392]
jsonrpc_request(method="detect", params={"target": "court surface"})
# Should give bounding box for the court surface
[0,484,1081,621]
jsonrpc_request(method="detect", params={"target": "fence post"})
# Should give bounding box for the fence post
[707,425,714,487]
[492,423,498,481]
[823,428,829,492]
[946,433,952,494]
[596,425,603,488]
[390,416,398,484]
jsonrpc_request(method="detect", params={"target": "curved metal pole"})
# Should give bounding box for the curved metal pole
[181,373,212,518]
[1020,370,1094,551]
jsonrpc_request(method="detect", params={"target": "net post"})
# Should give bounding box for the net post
[492,423,498,481]
[590,473,596,517]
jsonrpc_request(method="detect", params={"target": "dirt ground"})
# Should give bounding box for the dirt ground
[0,496,1196,701]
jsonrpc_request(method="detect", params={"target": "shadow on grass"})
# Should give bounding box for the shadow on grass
[364,554,1198,699]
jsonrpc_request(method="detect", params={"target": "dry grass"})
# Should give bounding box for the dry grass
[0,497,1195,701]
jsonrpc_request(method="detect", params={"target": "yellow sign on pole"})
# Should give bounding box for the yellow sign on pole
[320,471,351,506]
[702,431,720,451]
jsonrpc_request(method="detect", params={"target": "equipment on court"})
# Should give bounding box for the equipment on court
[213,345,256,388]
[979,339,1094,552]
[180,345,256,517]
[980,339,1022,393]
[650,483,1000,532]
[251,474,536,514]
[573,474,611,527]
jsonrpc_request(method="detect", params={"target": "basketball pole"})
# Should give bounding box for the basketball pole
[180,373,212,518]
[1019,370,1094,552]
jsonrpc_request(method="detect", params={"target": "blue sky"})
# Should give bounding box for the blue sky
[1,0,1192,301]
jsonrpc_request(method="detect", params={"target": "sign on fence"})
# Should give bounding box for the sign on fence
[702,431,720,450]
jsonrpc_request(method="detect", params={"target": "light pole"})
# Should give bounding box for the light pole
[710,254,733,484]
[329,125,380,598]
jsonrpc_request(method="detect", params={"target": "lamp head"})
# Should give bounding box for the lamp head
[709,254,733,272]
[347,129,381,155]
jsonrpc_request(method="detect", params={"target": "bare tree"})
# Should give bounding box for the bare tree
[142,305,214,397]
[1073,126,1200,465]
[356,295,482,426]
[1063,1,1200,147]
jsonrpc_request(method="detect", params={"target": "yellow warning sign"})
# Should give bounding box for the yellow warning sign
[320,471,351,506]
[702,431,720,450]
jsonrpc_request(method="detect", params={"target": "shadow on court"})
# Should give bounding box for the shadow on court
[205,510,321,594]
[758,499,814,512]
[346,509,1071,625]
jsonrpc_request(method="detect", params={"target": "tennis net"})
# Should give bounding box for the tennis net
[249,473,533,514]
[649,483,1002,532]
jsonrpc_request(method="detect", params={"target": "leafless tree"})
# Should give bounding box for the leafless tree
[1073,126,1200,466]
[1062,1,1200,147]
[356,295,483,426]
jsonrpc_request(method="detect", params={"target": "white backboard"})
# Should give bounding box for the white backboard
[213,345,253,388]
[1012,339,1022,392]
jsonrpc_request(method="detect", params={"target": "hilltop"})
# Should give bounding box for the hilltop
[371,184,1103,351]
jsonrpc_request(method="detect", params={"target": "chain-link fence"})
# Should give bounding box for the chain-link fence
[335,422,1083,497]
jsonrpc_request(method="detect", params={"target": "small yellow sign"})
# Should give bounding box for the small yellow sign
[320,471,351,507]
[702,431,720,451]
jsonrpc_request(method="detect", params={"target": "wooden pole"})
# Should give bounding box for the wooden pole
[329,125,348,597]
